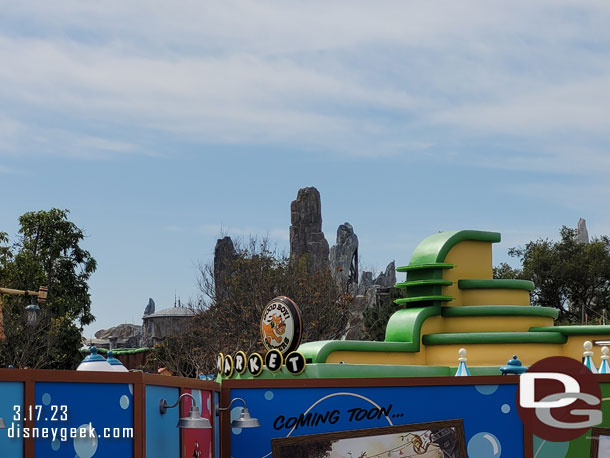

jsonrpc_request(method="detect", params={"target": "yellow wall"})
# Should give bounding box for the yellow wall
[325,336,610,368]
[420,315,554,335]
[563,335,610,361]
[457,289,531,306]
[442,241,493,306]
[424,343,564,367]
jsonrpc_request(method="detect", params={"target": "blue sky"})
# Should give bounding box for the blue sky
[1,1,609,337]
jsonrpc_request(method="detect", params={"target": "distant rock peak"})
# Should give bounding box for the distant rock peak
[143,298,155,316]
[330,222,359,287]
[576,218,589,244]
[289,187,330,273]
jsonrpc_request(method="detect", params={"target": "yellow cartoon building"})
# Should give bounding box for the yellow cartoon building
[299,230,610,371]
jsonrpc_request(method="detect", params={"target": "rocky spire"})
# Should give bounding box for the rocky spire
[289,187,330,272]
[214,236,237,300]
[374,261,396,288]
[329,222,359,287]
[576,218,589,244]
[143,298,155,316]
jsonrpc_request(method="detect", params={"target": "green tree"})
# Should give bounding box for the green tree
[492,262,524,281]
[0,209,97,369]
[148,237,351,376]
[497,226,610,323]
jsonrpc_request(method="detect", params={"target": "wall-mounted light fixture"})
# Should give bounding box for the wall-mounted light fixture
[159,393,211,429]
[0,286,47,331]
[216,397,260,428]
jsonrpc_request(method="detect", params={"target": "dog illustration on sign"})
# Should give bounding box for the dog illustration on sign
[262,313,286,344]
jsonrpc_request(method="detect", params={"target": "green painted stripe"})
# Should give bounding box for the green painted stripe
[395,295,453,305]
[395,280,453,288]
[221,363,511,379]
[458,279,535,291]
[422,331,567,345]
[225,363,453,379]
[397,263,454,272]
[409,230,501,265]
[442,306,559,319]
[530,326,610,336]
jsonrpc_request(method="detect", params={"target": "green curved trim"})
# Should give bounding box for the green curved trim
[396,263,454,272]
[409,230,501,265]
[385,305,442,342]
[442,306,559,319]
[395,280,453,288]
[394,296,453,305]
[299,340,417,364]
[422,331,567,345]
[299,306,442,363]
[530,326,610,336]
[458,279,535,291]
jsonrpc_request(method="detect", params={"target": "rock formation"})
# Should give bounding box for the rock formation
[289,187,330,272]
[93,323,143,349]
[576,218,589,244]
[359,271,374,292]
[214,236,237,300]
[329,223,359,288]
[373,261,396,288]
[344,286,377,340]
[143,298,155,316]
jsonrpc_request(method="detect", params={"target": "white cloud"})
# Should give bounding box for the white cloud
[1,0,609,168]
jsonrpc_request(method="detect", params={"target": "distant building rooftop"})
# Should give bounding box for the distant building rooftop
[142,306,196,319]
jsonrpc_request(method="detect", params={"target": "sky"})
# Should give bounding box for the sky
[1,1,609,337]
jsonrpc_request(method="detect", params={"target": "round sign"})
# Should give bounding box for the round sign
[223,354,234,378]
[285,351,306,376]
[234,351,247,375]
[260,296,302,355]
[265,349,283,372]
[516,356,601,442]
[248,353,264,377]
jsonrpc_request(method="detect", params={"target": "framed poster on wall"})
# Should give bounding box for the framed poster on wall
[590,427,610,457]
[271,419,467,458]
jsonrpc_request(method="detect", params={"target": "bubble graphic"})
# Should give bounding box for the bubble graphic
[42,393,52,406]
[475,385,499,395]
[207,396,211,412]
[128,384,133,395]
[501,404,510,414]
[73,424,98,458]
[51,439,60,451]
[264,391,274,401]
[231,407,243,435]
[467,432,502,458]
[120,395,130,409]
